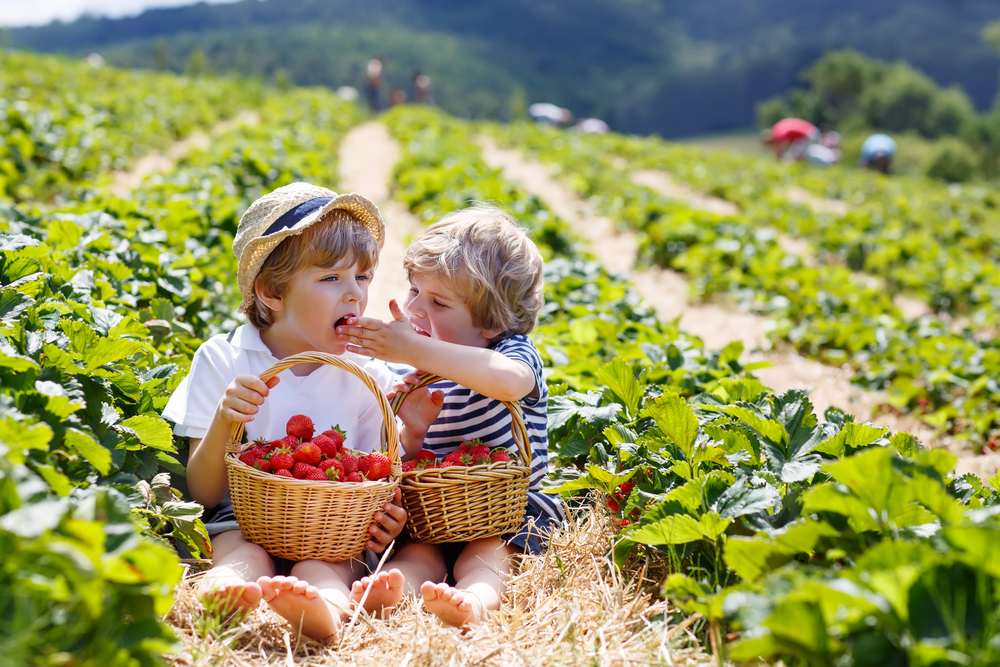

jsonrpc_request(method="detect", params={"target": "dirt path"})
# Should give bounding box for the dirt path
[338,121,425,320]
[476,136,999,476]
[108,110,261,197]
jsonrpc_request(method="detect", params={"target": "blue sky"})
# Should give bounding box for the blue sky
[0,0,238,27]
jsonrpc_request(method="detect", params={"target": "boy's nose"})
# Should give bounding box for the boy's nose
[344,279,362,301]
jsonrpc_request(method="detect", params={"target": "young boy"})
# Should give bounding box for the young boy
[336,204,565,627]
[162,183,435,640]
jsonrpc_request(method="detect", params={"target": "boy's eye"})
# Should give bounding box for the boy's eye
[408,286,418,295]
[357,273,371,282]
[433,300,447,308]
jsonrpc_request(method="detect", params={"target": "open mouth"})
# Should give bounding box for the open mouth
[413,325,431,337]
[335,315,354,328]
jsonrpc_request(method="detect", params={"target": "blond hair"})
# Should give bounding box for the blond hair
[403,205,544,339]
[248,209,379,329]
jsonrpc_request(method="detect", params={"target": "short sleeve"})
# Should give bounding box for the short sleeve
[161,338,234,439]
[494,336,546,408]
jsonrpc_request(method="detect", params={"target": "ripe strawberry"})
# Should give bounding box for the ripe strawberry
[252,458,272,473]
[286,414,314,441]
[607,496,620,513]
[469,445,490,459]
[325,466,345,481]
[438,460,459,468]
[312,434,338,459]
[359,452,391,481]
[274,468,293,478]
[294,441,322,466]
[320,425,346,450]
[318,458,342,473]
[337,450,359,474]
[279,434,300,449]
[305,467,328,481]
[269,448,294,471]
[292,461,313,479]
[490,449,511,463]
[443,451,464,465]
[415,449,437,464]
[402,461,417,472]
[346,471,364,483]
[239,450,260,466]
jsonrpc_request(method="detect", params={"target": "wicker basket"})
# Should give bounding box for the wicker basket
[225,351,401,562]
[391,374,531,543]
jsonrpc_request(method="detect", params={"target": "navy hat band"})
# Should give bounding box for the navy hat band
[263,197,334,236]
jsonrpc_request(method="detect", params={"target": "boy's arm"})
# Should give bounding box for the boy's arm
[186,374,279,508]
[339,304,535,402]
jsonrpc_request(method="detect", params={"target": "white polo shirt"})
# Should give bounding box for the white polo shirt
[162,324,396,453]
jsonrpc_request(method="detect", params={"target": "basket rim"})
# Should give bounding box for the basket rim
[226,350,401,475]
[389,373,531,468]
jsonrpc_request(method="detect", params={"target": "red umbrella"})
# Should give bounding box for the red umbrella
[771,118,819,143]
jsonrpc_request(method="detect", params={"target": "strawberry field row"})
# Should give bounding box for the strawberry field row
[487,121,1000,447]
[0,62,362,665]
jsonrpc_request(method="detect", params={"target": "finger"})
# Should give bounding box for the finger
[383,502,407,523]
[265,376,280,389]
[224,396,264,415]
[431,389,444,407]
[391,381,412,394]
[389,299,405,321]
[346,344,376,356]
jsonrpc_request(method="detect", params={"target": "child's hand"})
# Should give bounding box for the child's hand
[217,374,280,426]
[397,385,444,458]
[338,299,421,364]
[366,488,407,553]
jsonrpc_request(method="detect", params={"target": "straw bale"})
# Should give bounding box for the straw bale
[163,508,719,666]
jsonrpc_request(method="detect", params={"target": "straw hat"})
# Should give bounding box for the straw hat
[232,182,385,312]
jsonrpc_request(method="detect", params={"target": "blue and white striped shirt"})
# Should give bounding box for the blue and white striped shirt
[391,335,565,523]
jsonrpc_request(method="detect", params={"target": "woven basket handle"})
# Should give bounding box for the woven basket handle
[226,351,400,474]
[389,373,531,467]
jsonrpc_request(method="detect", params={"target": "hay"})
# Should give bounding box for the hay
[163,509,719,666]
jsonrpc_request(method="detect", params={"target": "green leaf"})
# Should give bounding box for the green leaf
[815,422,888,458]
[713,476,780,519]
[630,511,730,546]
[646,391,698,460]
[716,404,787,445]
[82,338,144,372]
[65,428,113,475]
[719,340,744,366]
[597,357,645,419]
[0,289,33,323]
[724,520,838,582]
[119,415,175,452]
[34,464,73,496]
[0,417,53,452]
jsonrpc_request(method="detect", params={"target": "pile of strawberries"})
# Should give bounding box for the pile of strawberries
[401,439,513,472]
[237,414,391,482]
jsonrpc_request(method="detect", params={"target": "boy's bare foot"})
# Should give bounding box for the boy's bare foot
[349,568,406,613]
[197,569,263,616]
[420,581,485,628]
[258,575,342,640]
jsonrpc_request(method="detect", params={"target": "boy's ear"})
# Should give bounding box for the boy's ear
[480,325,504,341]
[254,277,284,312]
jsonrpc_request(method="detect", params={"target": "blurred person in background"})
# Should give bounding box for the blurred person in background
[366,55,385,112]
[574,118,609,134]
[761,118,819,161]
[528,103,573,127]
[858,133,897,174]
[413,70,433,105]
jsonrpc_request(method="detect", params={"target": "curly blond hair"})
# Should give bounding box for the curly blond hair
[403,204,544,339]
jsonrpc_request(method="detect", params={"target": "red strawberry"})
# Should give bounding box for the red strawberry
[443,451,464,465]
[320,425,346,450]
[274,468,293,478]
[469,445,490,459]
[318,458,342,473]
[415,449,437,464]
[358,452,391,481]
[346,471,364,483]
[252,458,272,473]
[402,461,417,472]
[325,466,345,481]
[607,496,620,513]
[269,448,294,471]
[239,450,260,466]
[294,441,322,466]
[337,450,359,474]
[286,414,314,441]
[490,449,511,463]
[305,467,328,481]
[292,462,313,479]
[312,434,338,459]
[278,434,300,449]
[438,461,459,468]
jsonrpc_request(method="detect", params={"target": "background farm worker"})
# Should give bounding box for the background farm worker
[365,54,385,112]
[413,69,432,104]
[162,183,442,640]
[574,117,610,134]
[804,142,841,167]
[859,133,897,174]
[761,117,819,161]
[337,204,566,628]
[529,102,573,127]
